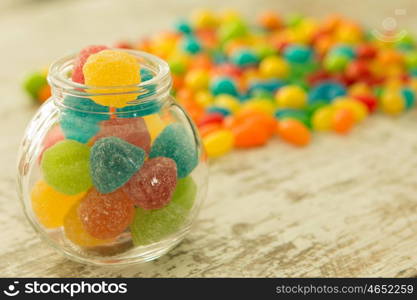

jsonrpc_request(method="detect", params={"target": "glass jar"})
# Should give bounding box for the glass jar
[17,50,208,265]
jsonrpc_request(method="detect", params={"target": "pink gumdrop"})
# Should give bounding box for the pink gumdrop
[71,45,108,84]
[95,118,151,153]
[39,125,65,163]
[123,157,177,210]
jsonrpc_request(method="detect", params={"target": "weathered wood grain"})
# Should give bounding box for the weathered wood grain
[1,0,417,277]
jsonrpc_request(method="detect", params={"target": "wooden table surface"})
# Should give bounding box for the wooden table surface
[1,0,417,277]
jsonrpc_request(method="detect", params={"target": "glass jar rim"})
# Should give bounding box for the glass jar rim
[48,49,171,100]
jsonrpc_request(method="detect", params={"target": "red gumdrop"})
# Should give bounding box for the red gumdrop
[353,95,378,113]
[345,60,371,81]
[95,118,151,153]
[123,157,177,210]
[78,188,135,239]
[198,113,224,127]
[113,41,133,49]
[71,45,108,83]
[214,63,242,79]
[357,44,377,60]
[307,70,331,86]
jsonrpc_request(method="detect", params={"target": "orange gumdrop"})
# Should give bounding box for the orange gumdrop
[189,53,213,70]
[172,74,184,90]
[258,11,281,30]
[182,99,205,123]
[277,119,311,147]
[226,110,276,148]
[332,108,355,134]
[37,85,51,103]
[199,123,223,137]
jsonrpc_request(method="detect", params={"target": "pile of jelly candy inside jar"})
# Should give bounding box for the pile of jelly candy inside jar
[24,9,417,158]
[32,48,200,250]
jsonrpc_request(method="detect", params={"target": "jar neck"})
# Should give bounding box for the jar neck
[48,49,172,112]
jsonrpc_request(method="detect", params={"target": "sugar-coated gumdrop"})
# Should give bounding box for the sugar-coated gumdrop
[123,157,177,210]
[72,45,108,84]
[31,180,86,228]
[78,188,135,239]
[150,123,198,178]
[83,50,141,108]
[130,176,196,246]
[95,118,151,153]
[60,96,109,143]
[41,140,92,195]
[64,201,111,247]
[90,137,146,194]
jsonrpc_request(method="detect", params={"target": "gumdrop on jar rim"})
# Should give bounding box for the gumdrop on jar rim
[16,49,208,266]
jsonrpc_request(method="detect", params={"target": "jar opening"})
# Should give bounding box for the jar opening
[48,49,172,112]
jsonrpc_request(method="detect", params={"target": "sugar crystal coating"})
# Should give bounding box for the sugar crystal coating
[123,157,177,210]
[41,140,92,195]
[95,118,151,153]
[90,137,146,194]
[150,123,198,178]
[60,95,109,143]
[72,45,108,84]
[64,201,111,247]
[83,50,141,108]
[130,176,197,246]
[78,188,135,239]
[31,180,86,228]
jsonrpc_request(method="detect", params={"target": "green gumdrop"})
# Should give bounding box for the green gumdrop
[41,140,92,195]
[130,176,197,246]
[23,72,47,99]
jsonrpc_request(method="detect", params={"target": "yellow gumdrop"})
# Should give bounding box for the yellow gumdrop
[184,69,210,91]
[83,50,141,108]
[409,78,417,95]
[312,106,335,131]
[195,90,214,107]
[203,129,234,158]
[241,99,275,115]
[380,90,404,115]
[191,9,218,28]
[64,202,110,247]
[214,94,240,113]
[333,97,368,122]
[259,55,289,79]
[275,85,307,109]
[31,180,86,229]
[144,114,166,141]
[348,82,372,97]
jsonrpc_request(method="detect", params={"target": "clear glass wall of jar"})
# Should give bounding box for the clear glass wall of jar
[17,50,208,266]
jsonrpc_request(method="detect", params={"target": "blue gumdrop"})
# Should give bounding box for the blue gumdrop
[210,76,238,96]
[140,68,154,82]
[283,45,313,64]
[175,19,193,34]
[150,123,198,178]
[60,96,109,143]
[308,81,346,104]
[329,45,356,60]
[247,79,286,96]
[90,137,146,194]
[182,36,201,54]
[206,106,231,116]
[410,69,417,77]
[116,100,161,118]
[401,88,415,109]
[212,50,227,64]
[231,49,259,67]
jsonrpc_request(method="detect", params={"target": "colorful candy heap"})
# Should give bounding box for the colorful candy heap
[23,10,417,158]
[32,48,199,249]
